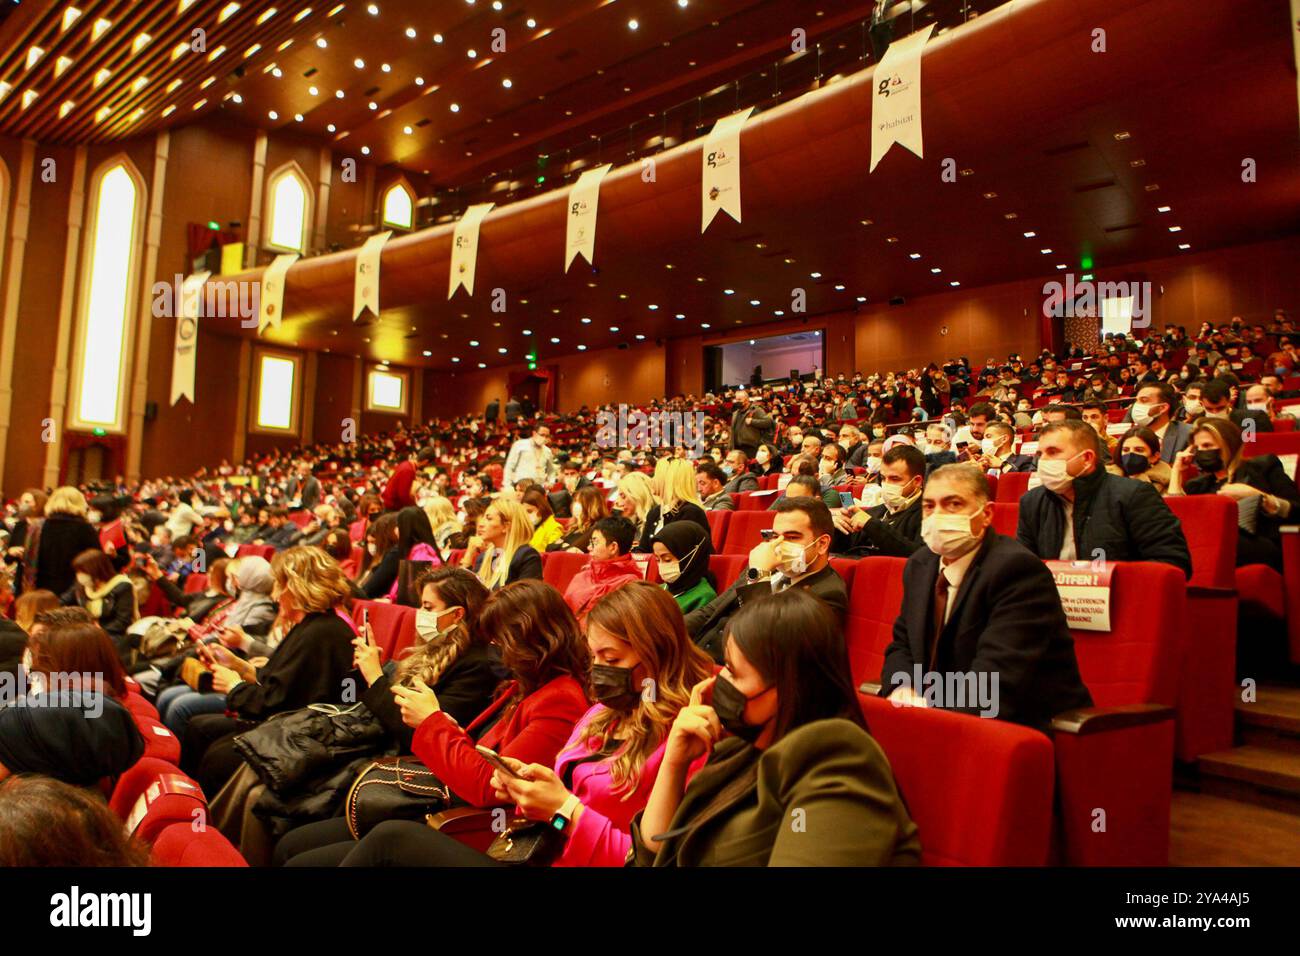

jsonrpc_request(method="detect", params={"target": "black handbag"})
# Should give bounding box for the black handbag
[344,756,451,840]
[482,750,609,867]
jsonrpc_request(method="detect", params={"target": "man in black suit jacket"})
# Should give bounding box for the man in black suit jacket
[1124,383,1193,463]
[686,498,847,662]
[1017,419,1191,577]
[721,450,760,495]
[881,463,1093,731]
[831,444,925,558]
[547,457,592,519]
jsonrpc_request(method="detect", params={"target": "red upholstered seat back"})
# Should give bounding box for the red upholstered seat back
[844,557,908,688]
[1244,431,1300,460]
[134,716,181,765]
[721,510,775,554]
[1069,562,1183,708]
[989,503,1019,538]
[708,554,748,592]
[151,823,248,867]
[995,471,1031,502]
[705,510,730,553]
[829,557,858,593]
[983,473,999,502]
[1162,495,1236,590]
[352,600,416,659]
[116,769,207,844]
[236,544,276,560]
[859,694,1055,866]
[541,551,589,594]
[183,572,209,594]
[110,757,184,820]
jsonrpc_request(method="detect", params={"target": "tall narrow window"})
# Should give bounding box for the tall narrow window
[254,350,300,432]
[70,159,143,433]
[381,181,414,230]
[265,162,310,253]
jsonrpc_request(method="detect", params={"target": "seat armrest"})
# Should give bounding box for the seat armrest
[426,806,500,834]
[858,681,882,696]
[1050,703,1175,736]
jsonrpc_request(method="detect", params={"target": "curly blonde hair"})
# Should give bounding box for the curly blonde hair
[270,546,352,613]
[44,487,88,518]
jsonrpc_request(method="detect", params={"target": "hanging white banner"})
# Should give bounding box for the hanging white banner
[448,203,495,299]
[565,163,612,272]
[170,271,209,406]
[353,230,392,321]
[869,23,935,173]
[258,252,298,333]
[701,107,753,233]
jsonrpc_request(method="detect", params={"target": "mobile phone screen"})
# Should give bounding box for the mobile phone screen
[475,745,523,779]
[838,491,855,509]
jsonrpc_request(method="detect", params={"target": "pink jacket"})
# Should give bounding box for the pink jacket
[385,543,443,601]
[552,703,707,867]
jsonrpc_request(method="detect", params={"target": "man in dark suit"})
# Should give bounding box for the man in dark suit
[289,462,321,511]
[504,395,523,423]
[881,463,1093,731]
[721,450,759,495]
[485,397,500,422]
[695,461,736,512]
[1017,420,1192,577]
[547,457,591,519]
[728,390,775,459]
[1125,382,1193,464]
[977,422,1035,473]
[686,498,847,662]
[831,444,925,558]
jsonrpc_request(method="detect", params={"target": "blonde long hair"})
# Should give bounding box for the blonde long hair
[584,582,714,796]
[616,472,655,529]
[479,498,533,590]
[659,458,701,514]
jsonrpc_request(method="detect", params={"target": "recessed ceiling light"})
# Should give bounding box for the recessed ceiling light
[467,49,477,58]
[498,347,507,354]
[1023,231,1036,238]
[909,253,921,260]
[308,85,319,95]
[1169,226,1182,233]
[218,2,240,22]
[256,7,278,25]
[855,297,866,303]
[834,284,845,291]
[723,289,734,295]
[366,3,378,14]
[950,281,961,287]
[294,113,304,122]
[502,78,512,88]
[1114,131,1131,140]
[983,192,997,199]
[229,93,242,103]
[403,125,412,134]
[469,339,480,346]
[272,67,283,77]
[478,362,487,368]
[931,268,942,274]
[62,7,82,32]
[678,0,689,7]
[422,350,432,357]
[1004,212,1018,220]
[581,317,591,324]
[406,26,416,38]
[361,146,370,155]
[268,110,278,120]
[577,345,587,351]
[1057,264,1067,270]
[636,334,646,340]
[749,299,760,306]
[701,323,711,329]
[1157,205,1171,213]
[648,304,658,310]
[326,123,336,132]
[433,33,444,43]
[354,57,365,68]
[676,314,685,320]
[628,19,639,30]
[774,310,785,316]
[415,76,425,85]
[1040,248,1052,254]
[526,18,536,28]
[381,63,391,73]
[810,272,822,278]
[450,103,460,112]
[1178,243,1191,250]
[368,101,377,110]
[609,326,619,332]
[316,37,327,48]
[335,89,344,98]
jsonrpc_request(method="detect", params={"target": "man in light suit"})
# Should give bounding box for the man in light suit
[881,463,1093,731]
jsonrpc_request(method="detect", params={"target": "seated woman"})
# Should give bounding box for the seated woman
[23,614,130,702]
[0,776,150,866]
[636,459,709,554]
[1106,427,1172,494]
[522,488,564,553]
[147,555,233,623]
[276,579,589,866]
[422,496,461,558]
[616,472,656,549]
[459,499,543,590]
[652,521,717,613]
[547,485,608,553]
[68,549,138,662]
[1167,417,1300,570]
[306,582,713,867]
[752,443,784,478]
[182,546,359,797]
[321,528,360,579]
[384,506,444,603]
[356,512,400,600]
[630,588,921,866]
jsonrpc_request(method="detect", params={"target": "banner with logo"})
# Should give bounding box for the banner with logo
[353,230,392,321]
[869,23,935,173]
[565,163,612,272]
[448,203,495,299]
[1044,560,1114,632]
[258,252,298,333]
[701,107,753,232]
[170,271,209,405]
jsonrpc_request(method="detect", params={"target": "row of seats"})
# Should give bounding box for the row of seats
[103,677,247,866]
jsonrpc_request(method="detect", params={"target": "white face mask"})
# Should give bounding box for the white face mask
[756,450,770,464]
[979,437,998,456]
[659,560,682,584]
[921,511,982,558]
[775,539,813,576]
[880,479,916,513]
[1130,402,1165,427]
[87,510,102,524]
[571,502,583,522]
[819,459,835,476]
[76,572,94,589]
[367,543,378,556]
[414,607,461,643]
[865,456,882,472]
[1035,453,1084,494]
[1247,402,1270,413]
[1183,399,1203,417]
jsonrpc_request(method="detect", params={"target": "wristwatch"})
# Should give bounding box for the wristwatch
[549,793,582,833]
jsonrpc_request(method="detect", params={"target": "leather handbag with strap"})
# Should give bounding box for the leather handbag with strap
[482,749,610,867]
[344,756,451,840]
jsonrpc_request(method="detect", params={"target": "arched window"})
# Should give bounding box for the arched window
[265,162,311,253]
[69,158,144,434]
[380,181,414,230]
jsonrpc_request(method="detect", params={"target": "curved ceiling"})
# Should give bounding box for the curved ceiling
[218,0,1300,372]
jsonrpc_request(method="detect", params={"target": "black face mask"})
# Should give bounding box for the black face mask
[589,663,640,712]
[711,673,769,745]
[1120,453,1151,476]
[1194,449,1225,473]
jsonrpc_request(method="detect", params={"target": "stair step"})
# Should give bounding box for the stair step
[1236,685,1300,736]
[1199,746,1300,797]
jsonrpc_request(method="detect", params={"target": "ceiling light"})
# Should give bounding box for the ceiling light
[191,99,206,110]
[59,99,75,118]
[162,104,176,116]
[723,289,734,295]
[231,93,243,103]
[244,43,261,57]
[526,18,536,28]
[326,123,336,132]
[700,323,710,329]
[931,268,942,274]
[1169,226,1182,233]
[354,57,365,68]
[403,125,412,134]
[449,103,460,112]
[502,78,512,88]
[308,85,319,95]
[493,0,502,9]
[91,17,112,41]
[422,350,432,357]
[62,7,82,31]
[218,2,240,23]
[294,113,304,122]
[199,76,214,89]
[628,19,639,30]
[293,7,312,21]
[361,146,370,155]
[1114,131,1131,140]
[810,272,822,279]
[478,362,487,368]
[268,110,278,120]
[550,337,560,344]
[498,347,507,354]
[581,318,591,324]
[1158,206,1171,213]
[577,345,587,352]
[368,101,377,110]
[433,33,444,43]
[950,281,961,287]
[166,78,182,92]
[272,67,283,77]
[675,314,685,320]
[207,45,226,60]
[452,357,460,363]
[636,334,646,340]
[983,192,997,199]
[381,63,391,73]
[95,105,112,123]
[335,89,345,98]
[256,7,278,24]
[1178,244,1191,250]
[415,76,425,86]
[135,76,152,92]
[469,339,480,346]
[329,4,344,14]
[467,49,477,58]
[609,327,619,333]
[834,284,846,291]
[1023,231,1036,238]
[749,299,761,306]
[648,304,659,310]
[93,68,111,88]
[856,297,866,303]
[1040,248,1052,254]
[367,2,378,13]
[316,37,328,48]
[679,0,689,6]
[909,253,921,259]
[133,32,152,53]
[1057,264,1067,270]
[54,55,73,77]
[775,310,785,316]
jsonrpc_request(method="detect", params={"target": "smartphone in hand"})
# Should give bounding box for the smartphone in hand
[475,745,524,779]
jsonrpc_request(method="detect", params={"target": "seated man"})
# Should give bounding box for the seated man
[923,422,958,472]
[721,450,760,495]
[1201,378,1273,434]
[1080,403,1118,462]
[769,473,841,511]
[562,516,642,624]
[695,461,736,512]
[1018,420,1192,577]
[880,463,1093,731]
[976,422,1035,473]
[686,498,847,662]
[818,442,850,489]
[831,445,926,558]
[261,508,303,551]
[1124,382,1192,463]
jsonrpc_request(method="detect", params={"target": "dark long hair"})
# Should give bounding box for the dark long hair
[726,588,866,740]
[478,580,588,704]
[395,506,437,556]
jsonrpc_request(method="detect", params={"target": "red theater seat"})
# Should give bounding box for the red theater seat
[708,554,748,592]
[288,510,313,529]
[123,691,159,723]
[995,471,1031,502]
[829,556,858,592]
[112,763,207,844]
[860,694,1055,866]
[352,600,416,659]
[541,550,590,595]
[151,823,248,867]
[111,758,183,820]
[843,557,908,688]
[705,510,730,553]
[135,717,182,765]
[721,510,776,555]
[183,572,209,594]
[759,473,782,491]
[1162,495,1239,759]
[1243,431,1300,463]
[236,544,276,561]
[983,473,999,502]
[989,503,1019,538]
[1235,529,1300,664]
[736,490,780,511]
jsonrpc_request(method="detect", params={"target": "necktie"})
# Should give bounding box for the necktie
[928,568,950,670]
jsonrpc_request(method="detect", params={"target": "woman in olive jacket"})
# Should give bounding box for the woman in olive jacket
[630,588,920,867]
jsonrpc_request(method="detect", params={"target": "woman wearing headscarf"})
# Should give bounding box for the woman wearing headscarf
[651,521,716,613]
